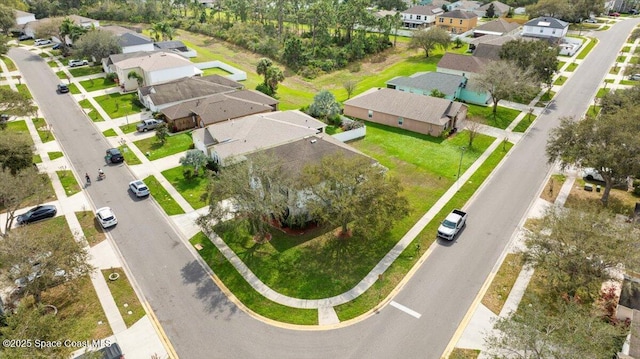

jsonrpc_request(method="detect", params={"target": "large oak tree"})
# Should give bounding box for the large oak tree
[475,60,538,114]
[409,27,451,58]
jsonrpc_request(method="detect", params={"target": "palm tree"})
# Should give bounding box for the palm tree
[149,22,175,42]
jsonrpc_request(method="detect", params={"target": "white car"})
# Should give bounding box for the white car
[129,180,150,197]
[582,168,605,182]
[629,74,640,81]
[96,207,118,229]
[34,38,52,46]
[68,59,88,67]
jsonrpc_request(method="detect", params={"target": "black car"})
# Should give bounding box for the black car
[98,343,123,359]
[57,84,69,94]
[106,148,124,163]
[16,205,57,225]
[52,43,62,50]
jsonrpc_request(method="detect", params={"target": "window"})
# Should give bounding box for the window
[417,15,421,20]
[398,117,404,126]
[449,18,453,24]
[552,29,556,34]
[540,28,543,33]
[439,17,444,23]
[368,110,373,119]
[409,15,413,19]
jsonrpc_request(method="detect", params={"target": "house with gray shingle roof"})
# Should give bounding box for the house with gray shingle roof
[14,10,35,26]
[344,88,467,136]
[522,17,568,40]
[476,1,511,17]
[118,32,155,53]
[473,18,519,37]
[436,52,491,76]
[386,71,490,105]
[401,5,444,28]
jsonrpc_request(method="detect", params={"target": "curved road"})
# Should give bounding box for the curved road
[9,17,639,359]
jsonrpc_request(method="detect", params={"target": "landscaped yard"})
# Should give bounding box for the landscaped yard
[133,132,193,160]
[94,93,144,119]
[68,65,103,77]
[466,104,521,129]
[102,268,145,328]
[143,175,185,215]
[78,99,105,122]
[32,117,55,143]
[76,210,106,246]
[79,77,117,92]
[56,170,81,196]
[161,166,208,209]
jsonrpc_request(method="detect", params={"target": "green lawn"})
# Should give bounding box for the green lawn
[161,166,209,209]
[48,151,63,160]
[576,38,598,60]
[557,61,566,70]
[56,170,81,196]
[620,79,638,85]
[202,67,232,76]
[68,65,103,77]
[553,76,567,86]
[604,79,614,83]
[94,93,144,118]
[102,129,117,137]
[617,55,627,63]
[119,123,138,134]
[118,144,141,165]
[512,114,537,133]
[598,25,611,31]
[466,104,521,129]
[623,46,631,53]
[47,60,58,68]
[133,132,193,161]
[16,84,32,99]
[610,66,620,75]
[78,99,105,122]
[79,77,117,92]
[68,83,81,94]
[596,87,610,98]
[629,56,640,64]
[56,71,68,80]
[101,268,145,328]
[32,117,55,143]
[143,175,185,215]
[2,55,17,71]
[566,63,578,72]
[33,154,42,163]
[7,119,28,132]
[76,210,105,246]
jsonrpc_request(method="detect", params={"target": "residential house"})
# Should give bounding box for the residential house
[401,5,444,28]
[161,90,279,131]
[154,40,196,58]
[192,110,327,165]
[103,51,202,92]
[343,88,467,136]
[436,9,478,34]
[473,18,519,37]
[468,33,528,60]
[522,17,568,40]
[197,0,218,8]
[21,15,100,41]
[102,26,155,53]
[476,1,511,17]
[14,10,35,26]
[386,72,490,105]
[417,0,451,7]
[437,52,491,77]
[138,75,246,112]
[447,0,482,12]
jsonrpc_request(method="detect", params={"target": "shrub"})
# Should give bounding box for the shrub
[299,66,323,80]
[633,179,640,196]
[255,83,274,96]
[183,168,193,179]
[105,72,118,82]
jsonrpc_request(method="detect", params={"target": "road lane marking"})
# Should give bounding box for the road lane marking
[390,301,421,319]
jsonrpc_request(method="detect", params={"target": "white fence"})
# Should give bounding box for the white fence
[331,126,366,142]
[194,61,247,81]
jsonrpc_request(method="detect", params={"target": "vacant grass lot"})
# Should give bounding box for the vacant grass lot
[466,104,521,129]
[68,65,103,77]
[32,117,54,143]
[161,166,208,209]
[133,132,192,161]
[102,268,145,328]
[143,175,185,215]
[481,253,524,315]
[78,99,105,122]
[76,210,106,246]
[94,93,144,119]
[80,77,117,92]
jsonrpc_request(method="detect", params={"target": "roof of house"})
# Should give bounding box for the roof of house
[403,5,444,16]
[473,18,519,34]
[161,91,275,125]
[119,32,153,47]
[450,0,481,10]
[14,10,34,18]
[439,9,478,19]
[154,40,188,51]
[345,88,465,126]
[437,52,491,74]
[139,75,244,106]
[192,110,327,160]
[113,51,194,72]
[524,17,568,30]
[387,72,465,96]
[100,25,136,36]
[478,1,511,13]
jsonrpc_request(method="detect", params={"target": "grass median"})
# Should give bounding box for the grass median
[143,175,185,215]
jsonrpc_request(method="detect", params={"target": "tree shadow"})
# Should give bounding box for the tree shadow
[180,260,237,318]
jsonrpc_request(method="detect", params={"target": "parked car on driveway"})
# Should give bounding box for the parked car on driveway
[18,34,33,41]
[16,205,57,225]
[105,148,124,163]
[629,74,640,81]
[57,84,69,94]
[136,119,161,132]
[34,38,51,46]
[68,59,88,67]
[129,180,150,197]
[582,168,605,182]
[96,207,118,229]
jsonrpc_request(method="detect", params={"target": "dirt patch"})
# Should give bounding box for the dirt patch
[540,174,567,203]
[564,179,639,216]
[482,253,524,315]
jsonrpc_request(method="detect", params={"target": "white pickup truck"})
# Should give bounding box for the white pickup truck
[437,209,467,241]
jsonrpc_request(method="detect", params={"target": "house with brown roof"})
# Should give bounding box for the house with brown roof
[137,75,247,112]
[161,89,279,132]
[192,110,327,165]
[468,33,529,60]
[21,15,100,41]
[473,18,519,37]
[436,52,491,77]
[435,9,478,34]
[343,88,467,136]
[401,5,444,28]
[476,1,511,18]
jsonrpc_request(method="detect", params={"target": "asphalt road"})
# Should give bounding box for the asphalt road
[9,17,640,359]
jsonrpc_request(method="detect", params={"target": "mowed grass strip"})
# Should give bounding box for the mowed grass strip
[32,117,54,143]
[78,99,105,122]
[143,175,185,215]
[102,268,145,328]
[56,170,81,196]
[481,253,524,315]
[48,151,63,160]
[576,37,598,60]
[76,210,106,246]
[118,144,142,165]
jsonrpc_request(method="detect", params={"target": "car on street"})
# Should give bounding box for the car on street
[68,59,88,67]
[96,207,118,229]
[105,148,124,163]
[136,119,162,132]
[129,180,150,197]
[610,12,621,17]
[17,34,33,41]
[629,74,640,81]
[57,83,69,94]
[16,205,57,225]
[34,38,52,46]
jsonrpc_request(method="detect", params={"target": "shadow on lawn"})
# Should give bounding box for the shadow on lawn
[362,121,445,145]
